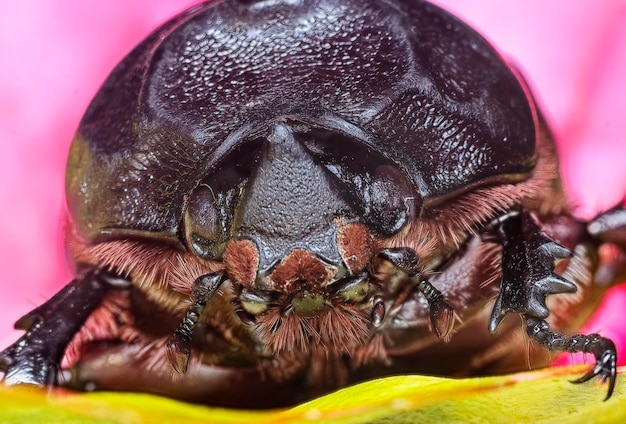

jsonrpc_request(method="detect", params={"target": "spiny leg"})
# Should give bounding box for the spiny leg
[489,209,575,333]
[166,273,225,373]
[526,316,616,400]
[379,247,454,339]
[493,209,617,399]
[0,269,128,386]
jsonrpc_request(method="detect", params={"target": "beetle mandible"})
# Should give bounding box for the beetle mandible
[1,0,625,407]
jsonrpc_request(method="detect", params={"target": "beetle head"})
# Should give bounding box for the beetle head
[181,120,404,352]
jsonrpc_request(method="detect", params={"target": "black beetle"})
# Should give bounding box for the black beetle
[1,0,625,408]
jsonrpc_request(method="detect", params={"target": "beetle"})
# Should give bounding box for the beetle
[1,0,625,408]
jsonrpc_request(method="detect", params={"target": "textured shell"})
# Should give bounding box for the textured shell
[66,0,536,242]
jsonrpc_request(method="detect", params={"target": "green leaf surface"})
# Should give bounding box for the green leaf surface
[0,365,623,423]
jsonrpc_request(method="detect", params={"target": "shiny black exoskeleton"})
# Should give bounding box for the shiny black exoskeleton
[2,0,625,407]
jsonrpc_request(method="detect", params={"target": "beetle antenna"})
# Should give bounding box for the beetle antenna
[166,273,225,373]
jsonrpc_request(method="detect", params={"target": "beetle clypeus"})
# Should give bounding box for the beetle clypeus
[2,0,625,407]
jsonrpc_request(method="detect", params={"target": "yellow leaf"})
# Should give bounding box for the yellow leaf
[0,365,623,423]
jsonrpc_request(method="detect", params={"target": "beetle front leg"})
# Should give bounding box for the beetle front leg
[526,316,616,400]
[491,209,618,399]
[0,269,129,386]
[489,209,576,333]
[166,272,226,374]
[379,248,454,339]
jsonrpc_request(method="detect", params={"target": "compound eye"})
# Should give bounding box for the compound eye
[184,184,222,259]
[366,164,416,235]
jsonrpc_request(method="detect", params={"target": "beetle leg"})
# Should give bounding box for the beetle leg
[414,279,455,339]
[489,210,576,333]
[526,316,616,400]
[587,205,626,286]
[0,269,128,386]
[588,205,626,247]
[166,272,226,374]
[378,248,454,339]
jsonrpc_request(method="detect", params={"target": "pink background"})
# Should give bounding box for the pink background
[1,0,625,368]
